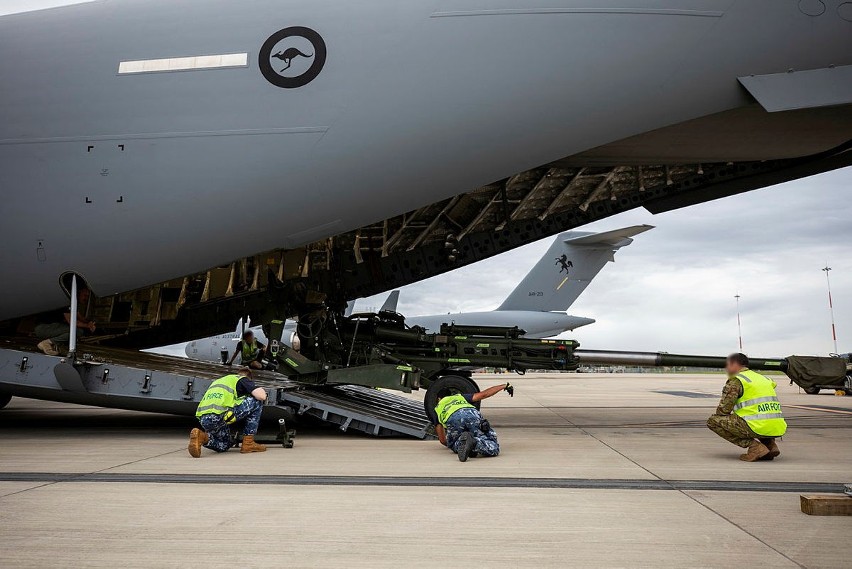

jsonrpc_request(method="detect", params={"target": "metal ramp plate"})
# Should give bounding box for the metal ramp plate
[282,385,432,438]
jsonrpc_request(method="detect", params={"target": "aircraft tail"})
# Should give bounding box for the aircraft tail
[381,290,400,312]
[344,301,355,317]
[496,225,652,312]
[233,317,245,336]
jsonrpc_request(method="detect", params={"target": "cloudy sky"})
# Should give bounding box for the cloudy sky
[6,0,850,359]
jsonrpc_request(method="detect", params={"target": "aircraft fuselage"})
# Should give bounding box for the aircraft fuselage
[2,0,850,320]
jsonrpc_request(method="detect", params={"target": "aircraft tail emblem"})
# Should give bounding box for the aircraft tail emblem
[555,254,573,275]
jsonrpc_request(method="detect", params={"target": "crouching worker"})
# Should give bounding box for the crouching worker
[434,382,513,462]
[707,353,787,462]
[227,330,266,370]
[188,368,268,458]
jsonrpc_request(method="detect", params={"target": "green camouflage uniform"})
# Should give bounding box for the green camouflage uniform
[706,377,760,448]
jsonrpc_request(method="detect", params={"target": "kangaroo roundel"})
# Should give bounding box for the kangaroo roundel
[259,27,327,88]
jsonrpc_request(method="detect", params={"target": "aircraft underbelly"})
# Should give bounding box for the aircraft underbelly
[0,0,850,319]
[557,104,852,166]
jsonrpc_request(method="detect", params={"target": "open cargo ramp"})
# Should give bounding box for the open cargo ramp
[0,340,432,439]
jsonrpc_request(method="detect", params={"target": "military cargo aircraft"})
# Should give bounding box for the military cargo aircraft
[0,1,850,426]
[2,0,851,348]
[392,224,652,336]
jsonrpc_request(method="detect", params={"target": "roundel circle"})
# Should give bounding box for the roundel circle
[259,26,327,89]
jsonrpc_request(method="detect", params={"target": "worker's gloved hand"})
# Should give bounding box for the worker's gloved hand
[504,383,514,397]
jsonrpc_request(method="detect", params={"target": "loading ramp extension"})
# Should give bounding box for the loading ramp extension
[0,339,433,439]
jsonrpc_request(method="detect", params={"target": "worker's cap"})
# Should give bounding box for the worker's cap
[238,366,253,378]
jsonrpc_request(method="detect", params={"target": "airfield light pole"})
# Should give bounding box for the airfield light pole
[822,266,838,354]
[734,294,743,351]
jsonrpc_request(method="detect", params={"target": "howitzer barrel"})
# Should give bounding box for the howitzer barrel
[574,350,788,371]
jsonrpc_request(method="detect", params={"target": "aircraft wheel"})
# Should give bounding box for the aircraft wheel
[0,391,11,409]
[424,375,480,424]
[804,386,821,395]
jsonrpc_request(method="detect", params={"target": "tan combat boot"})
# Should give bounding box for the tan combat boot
[188,428,209,458]
[739,439,769,462]
[240,435,267,454]
[759,438,780,460]
[37,339,60,356]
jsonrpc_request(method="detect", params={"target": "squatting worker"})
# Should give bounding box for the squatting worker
[35,286,96,356]
[188,367,268,458]
[434,382,513,462]
[707,353,787,462]
[227,330,266,369]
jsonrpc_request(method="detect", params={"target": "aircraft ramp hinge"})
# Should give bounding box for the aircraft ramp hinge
[53,362,87,393]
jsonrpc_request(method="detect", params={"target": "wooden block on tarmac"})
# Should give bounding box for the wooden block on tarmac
[800,494,852,516]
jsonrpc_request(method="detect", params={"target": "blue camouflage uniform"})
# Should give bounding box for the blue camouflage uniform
[198,389,264,453]
[444,406,500,457]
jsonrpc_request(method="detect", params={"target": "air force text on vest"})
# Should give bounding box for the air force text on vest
[758,401,781,413]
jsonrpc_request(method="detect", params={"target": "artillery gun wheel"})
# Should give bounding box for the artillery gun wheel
[0,391,11,409]
[803,386,821,395]
[424,375,480,424]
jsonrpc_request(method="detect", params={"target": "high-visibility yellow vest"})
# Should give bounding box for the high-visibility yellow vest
[241,340,260,362]
[435,394,475,426]
[733,369,787,437]
[196,375,246,422]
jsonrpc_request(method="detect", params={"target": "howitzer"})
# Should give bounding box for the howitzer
[266,311,851,423]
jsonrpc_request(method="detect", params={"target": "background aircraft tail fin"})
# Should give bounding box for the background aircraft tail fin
[381,290,400,312]
[496,225,652,312]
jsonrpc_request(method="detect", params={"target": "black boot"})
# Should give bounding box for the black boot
[457,433,475,462]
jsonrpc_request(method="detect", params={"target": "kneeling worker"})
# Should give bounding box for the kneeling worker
[434,382,513,462]
[227,330,266,370]
[707,353,787,462]
[188,367,268,458]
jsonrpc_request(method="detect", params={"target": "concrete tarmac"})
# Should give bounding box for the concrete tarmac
[1,373,851,568]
